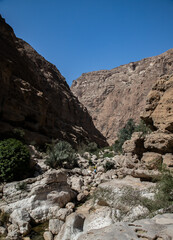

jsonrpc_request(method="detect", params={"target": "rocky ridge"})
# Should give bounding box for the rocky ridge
[71,49,173,144]
[0,16,107,147]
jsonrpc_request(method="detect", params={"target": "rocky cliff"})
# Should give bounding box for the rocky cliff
[0,16,107,147]
[123,74,173,172]
[71,49,173,144]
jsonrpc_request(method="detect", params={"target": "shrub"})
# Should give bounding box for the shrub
[0,210,10,227]
[155,165,173,203]
[16,182,28,191]
[113,119,151,153]
[45,141,78,169]
[103,152,114,158]
[103,161,115,171]
[134,120,151,136]
[113,119,136,153]
[0,138,30,182]
[86,142,98,153]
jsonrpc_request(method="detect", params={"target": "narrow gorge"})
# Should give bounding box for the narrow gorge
[0,16,173,240]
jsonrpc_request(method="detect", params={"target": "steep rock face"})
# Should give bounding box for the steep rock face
[71,49,173,144]
[141,75,173,132]
[123,75,173,171]
[0,16,107,147]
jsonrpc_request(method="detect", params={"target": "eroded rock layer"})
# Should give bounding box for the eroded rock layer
[71,49,173,144]
[0,16,107,147]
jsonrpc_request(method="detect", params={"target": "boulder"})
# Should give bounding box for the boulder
[70,176,84,193]
[122,132,145,158]
[54,213,85,240]
[10,209,31,236]
[77,213,173,240]
[163,153,173,170]
[0,226,7,235]
[141,152,163,170]
[144,131,173,153]
[49,219,64,235]
[83,206,113,232]
[77,191,89,202]
[55,208,72,221]
[0,170,76,224]
[65,202,75,210]
[43,231,53,240]
[142,75,173,133]
[7,224,20,240]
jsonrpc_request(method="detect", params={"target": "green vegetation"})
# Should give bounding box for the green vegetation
[16,182,28,191]
[103,152,114,158]
[113,119,151,153]
[103,161,115,171]
[0,138,30,182]
[86,142,98,153]
[45,141,78,169]
[0,210,10,228]
[12,128,25,141]
[134,120,152,136]
[29,221,48,240]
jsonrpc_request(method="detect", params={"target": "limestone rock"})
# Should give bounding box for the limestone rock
[0,170,76,224]
[141,152,163,170]
[163,153,173,169]
[144,131,173,153]
[55,208,73,221]
[70,176,84,193]
[65,202,75,210]
[77,191,89,202]
[54,213,85,240]
[43,231,53,240]
[142,75,173,133]
[7,224,20,240]
[77,213,173,240]
[10,209,31,236]
[83,206,113,232]
[0,226,7,235]
[49,219,64,235]
[71,50,173,144]
[0,16,107,147]
[123,132,145,158]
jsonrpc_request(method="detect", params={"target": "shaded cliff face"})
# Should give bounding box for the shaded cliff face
[0,16,107,147]
[71,49,173,144]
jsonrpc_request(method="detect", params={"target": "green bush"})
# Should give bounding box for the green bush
[113,119,151,153]
[103,152,114,158]
[155,166,173,202]
[45,141,78,169]
[103,161,115,171]
[86,142,98,153]
[134,120,152,136]
[113,119,136,153]
[0,138,30,182]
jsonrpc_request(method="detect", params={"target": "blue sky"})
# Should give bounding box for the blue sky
[1,0,173,86]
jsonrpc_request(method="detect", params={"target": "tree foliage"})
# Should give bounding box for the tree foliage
[113,119,151,153]
[45,141,78,169]
[0,138,30,182]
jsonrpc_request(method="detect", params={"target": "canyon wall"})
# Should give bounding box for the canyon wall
[71,49,173,144]
[0,16,107,147]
